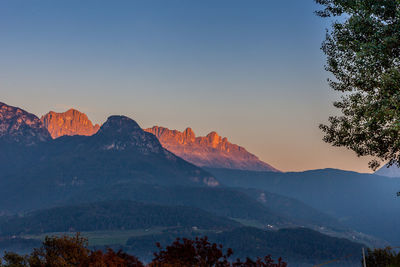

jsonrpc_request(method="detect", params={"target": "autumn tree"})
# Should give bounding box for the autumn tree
[150,236,286,267]
[0,234,144,267]
[150,236,233,267]
[83,248,144,267]
[26,234,90,266]
[0,235,286,267]
[316,0,400,170]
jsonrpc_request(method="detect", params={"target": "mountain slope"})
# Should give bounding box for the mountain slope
[0,114,220,211]
[0,102,50,145]
[375,164,400,178]
[0,102,51,177]
[206,167,400,244]
[41,109,100,138]
[0,200,240,235]
[144,126,279,172]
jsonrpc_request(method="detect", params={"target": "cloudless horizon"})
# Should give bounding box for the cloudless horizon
[1,0,374,173]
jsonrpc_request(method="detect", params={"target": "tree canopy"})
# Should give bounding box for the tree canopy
[316,0,400,169]
[0,234,286,267]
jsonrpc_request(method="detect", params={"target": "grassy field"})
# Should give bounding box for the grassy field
[23,227,169,246]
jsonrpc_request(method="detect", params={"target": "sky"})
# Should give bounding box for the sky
[0,0,374,173]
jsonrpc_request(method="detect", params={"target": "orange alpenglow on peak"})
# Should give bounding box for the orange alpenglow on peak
[144,126,280,172]
[41,109,100,139]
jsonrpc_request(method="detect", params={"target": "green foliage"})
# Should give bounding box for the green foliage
[0,201,238,236]
[365,247,400,267]
[29,234,90,266]
[316,0,400,170]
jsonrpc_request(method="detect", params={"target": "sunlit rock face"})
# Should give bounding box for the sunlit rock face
[0,102,51,145]
[41,109,100,139]
[145,126,280,172]
[39,108,278,172]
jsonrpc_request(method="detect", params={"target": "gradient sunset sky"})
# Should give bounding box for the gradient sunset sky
[0,0,374,172]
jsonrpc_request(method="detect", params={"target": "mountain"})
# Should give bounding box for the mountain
[39,108,278,171]
[0,112,221,211]
[0,102,52,177]
[0,102,50,145]
[0,103,349,235]
[375,164,400,178]
[206,167,400,244]
[41,109,100,139]
[144,126,279,172]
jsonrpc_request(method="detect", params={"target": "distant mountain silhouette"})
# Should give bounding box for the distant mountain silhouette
[41,109,100,138]
[375,164,400,178]
[145,126,279,172]
[206,167,400,245]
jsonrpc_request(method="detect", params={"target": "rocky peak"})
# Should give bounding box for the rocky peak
[145,126,279,172]
[206,131,221,148]
[99,115,141,135]
[96,116,163,154]
[183,127,196,142]
[0,102,51,145]
[41,109,100,139]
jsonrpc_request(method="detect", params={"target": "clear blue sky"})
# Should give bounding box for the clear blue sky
[0,0,373,172]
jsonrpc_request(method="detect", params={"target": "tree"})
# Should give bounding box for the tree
[316,0,400,170]
[0,234,144,267]
[150,236,233,267]
[150,236,286,267]
[28,234,90,266]
[0,252,29,267]
[83,248,144,267]
[0,234,286,267]
[365,247,400,266]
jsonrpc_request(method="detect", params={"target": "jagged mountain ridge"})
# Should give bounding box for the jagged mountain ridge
[0,102,51,145]
[144,126,279,172]
[0,102,221,211]
[40,108,278,172]
[41,109,100,139]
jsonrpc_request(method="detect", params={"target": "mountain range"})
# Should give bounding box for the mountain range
[207,167,400,244]
[0,101,390,266]
[37,108,278,172]
[144,126,278,171]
